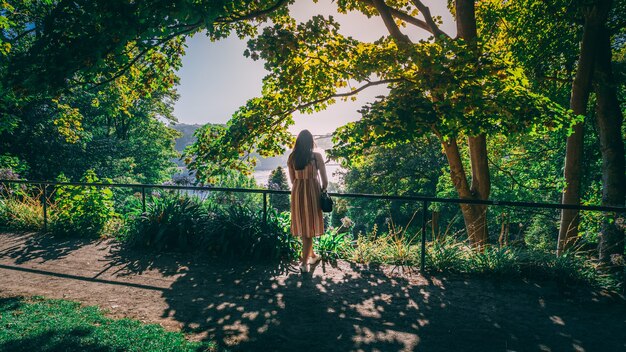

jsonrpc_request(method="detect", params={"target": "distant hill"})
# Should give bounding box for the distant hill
[171,123,335,171]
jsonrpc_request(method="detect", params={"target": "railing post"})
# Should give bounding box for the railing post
[263,191,268,224]
[42,184,48,232]
[421,200,428,273]
[141,186,146,213]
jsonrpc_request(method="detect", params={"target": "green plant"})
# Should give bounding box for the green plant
[315,228,349,261]
[469,246,521,276]
[120,191,209,251]
[49,170,116,237]
[0,194,43,231]
[524,215,558,251]
[205,204,296,260]
[425,237,467,273]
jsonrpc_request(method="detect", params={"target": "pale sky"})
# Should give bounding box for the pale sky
[173,0,455,135]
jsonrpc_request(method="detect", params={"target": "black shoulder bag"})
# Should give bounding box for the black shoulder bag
[315,156,333,213]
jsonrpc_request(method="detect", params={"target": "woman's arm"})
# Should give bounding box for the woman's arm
[287,154,295,184]
[315,153,328,190]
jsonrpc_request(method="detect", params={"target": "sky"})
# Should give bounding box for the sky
[173,0,455,136]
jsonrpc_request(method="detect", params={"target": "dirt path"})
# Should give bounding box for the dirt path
[0,232,624,352]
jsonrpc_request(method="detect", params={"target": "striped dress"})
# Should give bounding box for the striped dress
[288,156,324,238]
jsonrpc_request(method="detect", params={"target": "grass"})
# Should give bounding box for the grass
[0,196,43,231]
[0,296,216,352]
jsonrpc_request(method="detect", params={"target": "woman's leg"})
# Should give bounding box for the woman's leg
[301,236,312,266]
[309,241,317,259]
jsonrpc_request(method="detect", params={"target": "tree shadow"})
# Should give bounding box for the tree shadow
[154,259,626,352]
[0,232,95,264]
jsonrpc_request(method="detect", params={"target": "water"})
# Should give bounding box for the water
[253,164,343,188]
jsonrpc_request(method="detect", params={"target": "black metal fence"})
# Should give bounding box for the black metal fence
[1,179,625,272]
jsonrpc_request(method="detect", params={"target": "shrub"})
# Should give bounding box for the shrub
[120,191,209,251]
[119,192,299,260]
[425,237,467,273]
[49,171,115,237]
[315,229,349,261]
[0,195,43,231]
[345,225,421,266]
[524,215,558,251]
[205,204,296,260]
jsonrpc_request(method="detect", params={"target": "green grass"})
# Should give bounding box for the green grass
[0,296,215,352]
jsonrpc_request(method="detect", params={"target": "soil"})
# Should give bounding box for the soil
[0,231,625,352]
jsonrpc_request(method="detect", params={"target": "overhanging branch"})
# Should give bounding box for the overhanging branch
[288,78,402,114]
[215,0,288,23]
[411,0,450,39]
[371,0,412,44]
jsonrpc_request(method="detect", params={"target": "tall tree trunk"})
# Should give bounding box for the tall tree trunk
[557,4,602,255]
[441,137,488,247]
[455,0,490,248]
[593,9,626,268]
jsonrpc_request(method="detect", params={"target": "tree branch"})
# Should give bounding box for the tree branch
[215,0,288,23]
[287,78,402,115]
[411,0,450,39]
[358,0,431,33]
[370,0,412,44]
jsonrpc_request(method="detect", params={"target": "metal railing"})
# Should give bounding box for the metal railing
[1,179,625,272]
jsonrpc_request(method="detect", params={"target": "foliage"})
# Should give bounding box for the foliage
[205,204,295,260]
[345,224,421,267]
[267,166,290,212]
[0,193,42,231]
[524,214,558,251]
[1,0,190,184]
[0,296,214,352]
[314,225,351,261]
[120,191,210,251]
[338,136,445,236]
[49,171,115,237]
[120,192,299,260]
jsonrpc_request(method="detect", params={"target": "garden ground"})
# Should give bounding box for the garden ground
[0,231,624,352]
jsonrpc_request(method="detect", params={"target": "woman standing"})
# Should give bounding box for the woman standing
[287,130,328,273]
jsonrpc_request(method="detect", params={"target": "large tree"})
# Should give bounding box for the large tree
[188,0,570,247]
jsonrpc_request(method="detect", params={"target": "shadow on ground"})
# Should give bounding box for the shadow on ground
[0,232,95,264]
[1,231,625,352]
[107,246,626,352]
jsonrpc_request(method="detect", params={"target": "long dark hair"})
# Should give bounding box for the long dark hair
[292,130,314,170]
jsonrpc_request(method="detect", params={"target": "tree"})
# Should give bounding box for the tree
[0,1,184,183]
[493,0,625,258]
[189,1,571,248]
[593,0,625,267]
[268,166,289,212]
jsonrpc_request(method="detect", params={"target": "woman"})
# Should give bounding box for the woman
[287,129,328,273]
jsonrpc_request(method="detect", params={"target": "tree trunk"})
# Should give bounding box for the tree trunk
[593,12,626,268]
[451,0,490,248]
[557,4,602,255]
[441,137,488,248]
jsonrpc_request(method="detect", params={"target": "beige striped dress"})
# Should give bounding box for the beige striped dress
[288,153,325,238]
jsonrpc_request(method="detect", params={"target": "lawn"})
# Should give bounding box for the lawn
[0,296,214,352]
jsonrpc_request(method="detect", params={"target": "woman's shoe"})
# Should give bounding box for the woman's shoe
[299,263,309,273]
[309,255,322,265]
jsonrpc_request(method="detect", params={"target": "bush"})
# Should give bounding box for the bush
[315,229,350,261]
[345,225,421,266]
[0,195,43,231]
[120,191,209,251]
[49,171,115,237]
[120,192,299,260]
[205,205,296,260]
[524,215,557,251]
